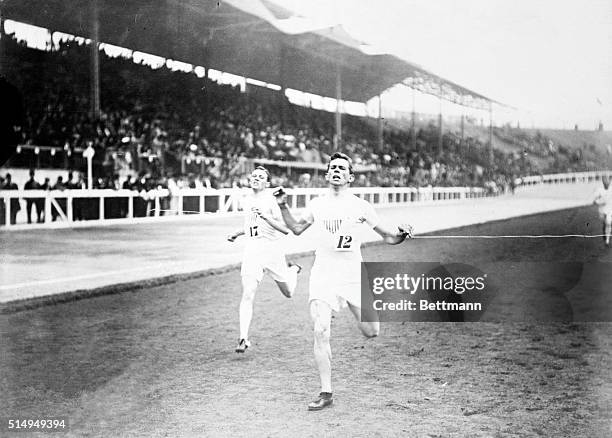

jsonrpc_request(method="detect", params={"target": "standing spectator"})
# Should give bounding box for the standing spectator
[167,174,179,215]
[133,173,148,217]
[38,177,51,222]
[119,175,136,218]
[67,171,82,221]
[106,174,122,219]
[24,169,43,223]
[4,173,21,225]
[66,171,75,189]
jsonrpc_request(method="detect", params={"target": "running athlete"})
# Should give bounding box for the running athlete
[275,152,413,411]
[593,175,612,247]
[227,166,301,353]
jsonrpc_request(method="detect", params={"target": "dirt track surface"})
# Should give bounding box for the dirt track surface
[1,206,611,437]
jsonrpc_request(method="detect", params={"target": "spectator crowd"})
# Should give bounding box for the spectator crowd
[2,34,605,204]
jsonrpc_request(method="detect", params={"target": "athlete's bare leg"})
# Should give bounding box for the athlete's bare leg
[310,299,333,393]
[239,278,258,340]
[347,302,380,338]
[274,264,300,298]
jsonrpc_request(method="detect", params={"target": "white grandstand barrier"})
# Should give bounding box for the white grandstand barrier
[518,170,612,187]
[14,173,611,231]
[0,185,490,230]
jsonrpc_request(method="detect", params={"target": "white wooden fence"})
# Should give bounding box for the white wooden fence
[2,169,609,230]
[518,170,612,186]
[0,185,489,230]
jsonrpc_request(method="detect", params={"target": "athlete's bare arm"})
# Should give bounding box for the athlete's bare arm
[227,230,245,242]
[252,208,290,235]
[278,204,312,235]
[594,192,604,205]
[275,193,312,235]
[373,223,413,245]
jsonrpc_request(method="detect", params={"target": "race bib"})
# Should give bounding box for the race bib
[334,234,354,252]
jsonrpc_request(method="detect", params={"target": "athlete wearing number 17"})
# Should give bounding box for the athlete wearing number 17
[275,152,414,411]
[227,166,301,353]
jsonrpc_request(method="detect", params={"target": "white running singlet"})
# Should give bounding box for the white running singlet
[239,190,291,283]
[302,192,379,311]
[240,191,285,243]
[594,186,612,216]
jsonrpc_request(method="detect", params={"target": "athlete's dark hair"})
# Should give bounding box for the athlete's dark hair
[326,152,354,174]
[253,166,270,181]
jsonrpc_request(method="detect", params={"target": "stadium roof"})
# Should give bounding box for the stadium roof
[2,0,498,105]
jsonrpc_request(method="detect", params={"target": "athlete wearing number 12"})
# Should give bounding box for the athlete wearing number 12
[275,152,414,411]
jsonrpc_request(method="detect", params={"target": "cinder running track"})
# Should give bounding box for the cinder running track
[0,191,610,437]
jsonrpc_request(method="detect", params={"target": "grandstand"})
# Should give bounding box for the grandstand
[2,35,509,190]
[1,0,607,204]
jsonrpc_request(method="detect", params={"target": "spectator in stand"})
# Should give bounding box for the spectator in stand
[4,35,597,192]
[122,175,136,190]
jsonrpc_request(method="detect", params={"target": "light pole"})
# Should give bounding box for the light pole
[83,145,95,189]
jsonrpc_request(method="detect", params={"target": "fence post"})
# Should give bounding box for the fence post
[67,193,73,223]
[4,195,10,226]
[127,193,134,218]
[99,195,105,220]
[45,194,52,223]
